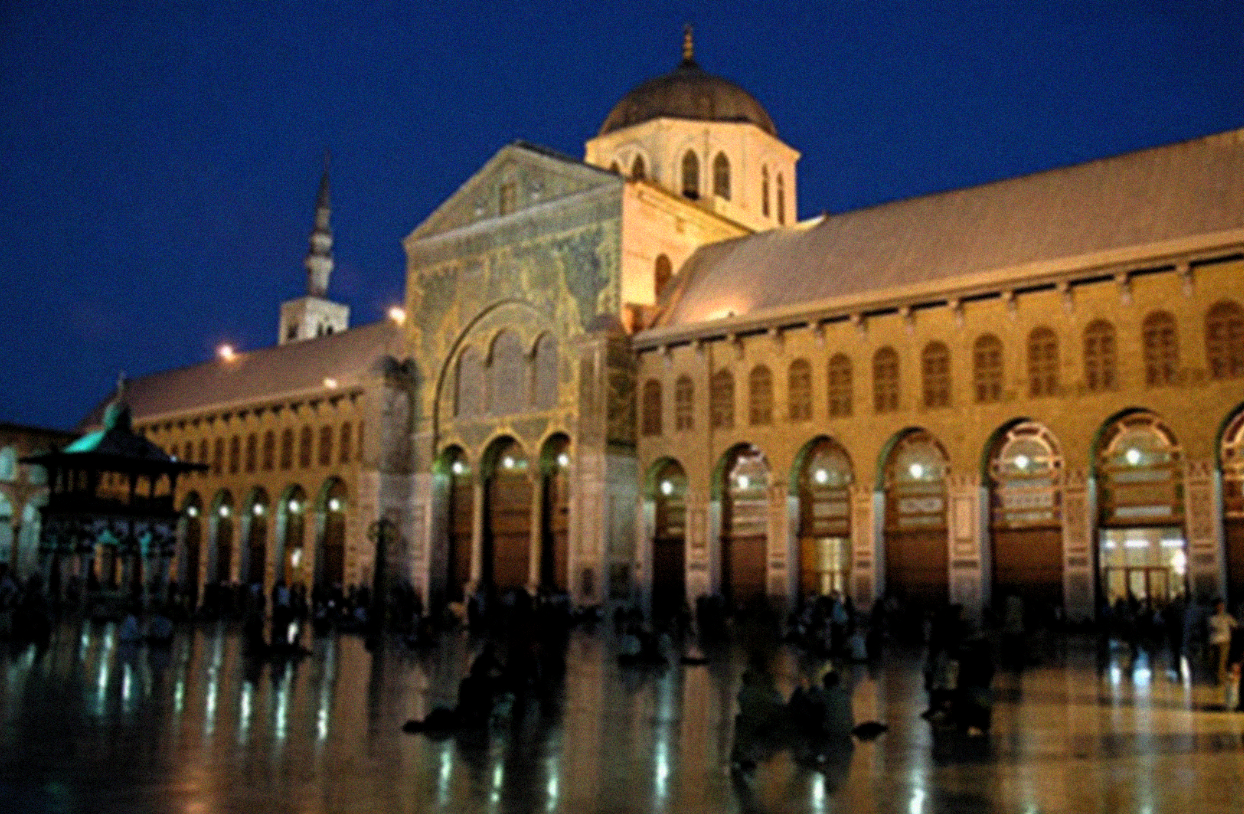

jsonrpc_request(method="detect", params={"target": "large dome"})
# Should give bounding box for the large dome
[598,47,776,137]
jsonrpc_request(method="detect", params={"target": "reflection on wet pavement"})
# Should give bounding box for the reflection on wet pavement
[2,622,1243,813]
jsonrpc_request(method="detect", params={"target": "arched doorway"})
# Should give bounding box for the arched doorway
[484,438,532,590]
[209,490,234,585]
[538,435,571,593]
[987,422,1063,610]
[1223,408,1244,607]
[1096,413,1186,605]
[317,479,347,590]
[649,458,687,619]
[794,437,853,597]
[276,486,307,586]
[720,445,769,606]
[178,494,202,602]
[439,446,473,602]
[242,488,269,586]
[883,430,949,607]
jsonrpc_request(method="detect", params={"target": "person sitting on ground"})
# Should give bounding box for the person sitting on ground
[953,630,996,737]
[730,668,788,773]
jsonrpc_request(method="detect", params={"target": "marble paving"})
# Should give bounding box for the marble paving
[1,621,1242,813]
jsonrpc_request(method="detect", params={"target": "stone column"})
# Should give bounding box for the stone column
[635,494,655,616]
[764,481,794,608]
[946,473,987,619]
[848,486,879,606]
[1061,468,1096,622]
[468,480,485,592]
[527,471,543,592]
[1184,458,1225,601]
[684,490,712,599]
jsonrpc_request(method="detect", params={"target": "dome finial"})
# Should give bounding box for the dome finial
[682,24,694,64]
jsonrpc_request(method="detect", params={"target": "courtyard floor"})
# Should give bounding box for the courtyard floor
[1,618,1242,814]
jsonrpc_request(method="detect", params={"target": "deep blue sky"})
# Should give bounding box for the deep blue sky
[2,2,1242,430]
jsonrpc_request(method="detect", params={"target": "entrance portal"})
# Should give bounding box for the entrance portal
[1099,527,1187,604]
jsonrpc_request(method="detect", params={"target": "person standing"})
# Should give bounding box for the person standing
[1207,600,1238,686]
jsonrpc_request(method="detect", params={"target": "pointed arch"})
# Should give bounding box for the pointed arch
[538,434,571,592]
[985,420,1064,610]
[646,457,687,619]
[482,436,532,590]
[718,444,770,604]
[436,446,474,602]
[882,428,949,607]
[316,477,348,590]
[792,436,854,596]
[631,154,647,180]
[242,487,269,585]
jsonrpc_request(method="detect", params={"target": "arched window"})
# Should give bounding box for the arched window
[710,369,734,430]
[631,155,646,180]
[788,359,812,422]
[713,152,730,200]
[674,375,694,431]
[748,365,773,426]
[228,435,240,474]
[1142,310,1178,386]
[922,341,951,408]
[298,426,313,469]
[339,422,353,464]
[1084,320,1117,391]
[199,439,210,469]
[776,173,786,224]
[761,166,770,218]
[318,425,333,466]
[489,331,526,415]
[261,431,275,471]
[608,161,620,174]
[654,254,673,299]
[244,433,257,473]
[280,430,294,470]
[641,379,662,436]
[1206,300,1244,379]
[456,347,484,418]
[1027,327,1059,397]
[828,353,852,417]
[973,334,1003,403]
[681,150,700,199]
[873,347,899,413]
[213,438,225,475]
[532,334,558,410]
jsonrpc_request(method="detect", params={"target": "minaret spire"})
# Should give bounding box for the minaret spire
[305,150,334,298]
[682,24,695,65]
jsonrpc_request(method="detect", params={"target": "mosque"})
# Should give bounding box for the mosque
[24,32,1244,620]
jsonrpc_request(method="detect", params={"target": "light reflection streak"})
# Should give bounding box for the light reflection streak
[811,772,826,813]
[238,682,253,744]
[910,787,926,814]
[546,756,559,812]
[437,746,453,807]
[274,664,291,742]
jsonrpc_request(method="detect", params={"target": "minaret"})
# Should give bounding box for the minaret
[278,156,350,345]
[305,156,333,297]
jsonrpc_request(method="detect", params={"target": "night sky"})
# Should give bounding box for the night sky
[2,2,1242,430]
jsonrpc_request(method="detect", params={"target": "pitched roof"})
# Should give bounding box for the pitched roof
[650,128,1244,330]
[79,320,400,429]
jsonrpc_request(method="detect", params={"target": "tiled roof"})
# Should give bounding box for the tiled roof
[651,129,1244,329]
[79,320,400,429]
